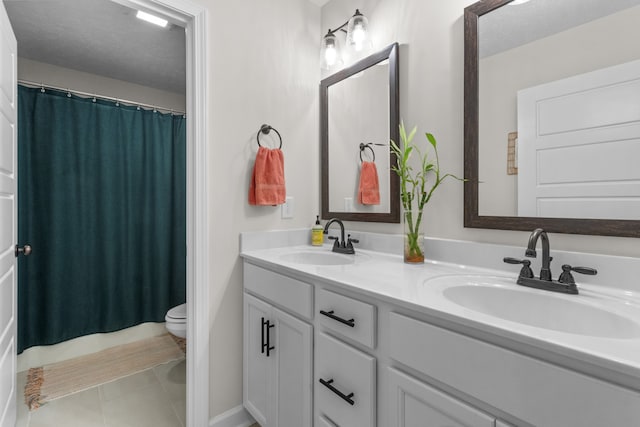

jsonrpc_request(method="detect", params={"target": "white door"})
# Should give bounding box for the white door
[0,3,17,427]
[272,306,312,427]
[517,59,640,218]
[387,368,494,427]
[243,293,271,427]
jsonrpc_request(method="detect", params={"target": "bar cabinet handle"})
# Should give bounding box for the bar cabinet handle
[319,378,355,406]
[319,310,355,328]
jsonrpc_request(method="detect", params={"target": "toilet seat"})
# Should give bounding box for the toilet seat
[166,303,186,322]
[165,303,187,338]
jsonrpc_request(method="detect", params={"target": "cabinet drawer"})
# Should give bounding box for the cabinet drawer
[389,312,640,427]
[388,367,494,427]
[316,332,376,427]
[316,288,376,349]
[244,263,313,320]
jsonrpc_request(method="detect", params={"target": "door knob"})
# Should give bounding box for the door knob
[15,244,32,257]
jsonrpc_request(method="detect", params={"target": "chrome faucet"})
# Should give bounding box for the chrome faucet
[503,228,597,295]
[525,228,552,281]
[323,218,358,254]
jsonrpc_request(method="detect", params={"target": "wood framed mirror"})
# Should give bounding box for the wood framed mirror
[321,42,400,223]
[464,0,640,237]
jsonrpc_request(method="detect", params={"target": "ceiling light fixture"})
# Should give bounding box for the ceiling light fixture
[320,9,372,71]
[509,0,532,5]
[136,10,168,28]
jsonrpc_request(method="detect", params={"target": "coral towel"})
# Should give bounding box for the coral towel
[358,161,380,205]
[249,146,286,205]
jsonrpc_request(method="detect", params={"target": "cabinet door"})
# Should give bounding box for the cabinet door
[272,307,313,427]
[243,293,272,426]
[388,368,494,427]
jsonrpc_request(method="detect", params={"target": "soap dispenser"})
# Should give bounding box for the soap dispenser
[311,215,324,246]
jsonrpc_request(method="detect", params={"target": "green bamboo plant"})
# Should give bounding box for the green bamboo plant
[390,122,464,262]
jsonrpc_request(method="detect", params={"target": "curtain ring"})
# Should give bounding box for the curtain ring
[359,143,375,163]
[256,124,282,149]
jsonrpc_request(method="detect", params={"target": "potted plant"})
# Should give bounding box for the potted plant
[390,122,463,263]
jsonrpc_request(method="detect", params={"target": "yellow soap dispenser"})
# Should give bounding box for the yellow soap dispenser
[311,215,324,246]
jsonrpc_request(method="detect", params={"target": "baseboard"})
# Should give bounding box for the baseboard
[209,405,255,427]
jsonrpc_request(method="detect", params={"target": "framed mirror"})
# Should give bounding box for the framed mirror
[321,42,400,223]
[464,0,640,237]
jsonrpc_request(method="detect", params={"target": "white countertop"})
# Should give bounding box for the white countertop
[241,243,640,390]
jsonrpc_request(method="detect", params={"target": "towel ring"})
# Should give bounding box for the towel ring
[359,143,376,163]
[256,124,282,149]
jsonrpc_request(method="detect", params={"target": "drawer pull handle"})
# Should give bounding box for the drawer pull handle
[319,378,355,406]
[320,310,355,328]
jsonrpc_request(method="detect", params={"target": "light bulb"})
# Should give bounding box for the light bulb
[320,30,343,70]
[346,10,371,54]
[324,45,338,67]
[352,25,365,51]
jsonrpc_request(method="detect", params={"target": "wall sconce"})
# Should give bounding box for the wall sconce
[320,9,372,70]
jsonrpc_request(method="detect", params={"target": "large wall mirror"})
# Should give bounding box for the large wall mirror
[464,0,640,237]
[321,42,400,223]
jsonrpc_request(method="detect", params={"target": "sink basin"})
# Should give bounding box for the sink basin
[424,275,640,339]
[279,251,357,266]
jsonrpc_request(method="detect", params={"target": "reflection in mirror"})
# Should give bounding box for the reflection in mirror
[321,43,399,223]
[328,61,390,214]
[464,0,640,237]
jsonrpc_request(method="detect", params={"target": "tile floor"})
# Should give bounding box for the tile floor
[16,358,186,427]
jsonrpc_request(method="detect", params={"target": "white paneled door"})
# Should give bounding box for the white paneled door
[0,2,17,427]
[517,60,640,219]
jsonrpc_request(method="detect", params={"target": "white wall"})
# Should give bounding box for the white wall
[18,58,186,112]
[478,5,640,216]
[321,0,640,259]
[202,0,321,418]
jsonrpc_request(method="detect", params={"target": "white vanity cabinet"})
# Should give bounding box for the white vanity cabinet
[243,264,313,427]
[242,256,640,427]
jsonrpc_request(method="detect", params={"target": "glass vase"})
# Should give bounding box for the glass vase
[403,209,425,263]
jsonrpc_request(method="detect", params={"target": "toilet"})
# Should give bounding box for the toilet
[165,303,187,338]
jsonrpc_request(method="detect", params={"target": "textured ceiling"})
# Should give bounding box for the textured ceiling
[480,0,640,58]
[4,0,186,94]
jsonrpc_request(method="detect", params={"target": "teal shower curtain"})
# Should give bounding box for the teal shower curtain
[17,85,186,353]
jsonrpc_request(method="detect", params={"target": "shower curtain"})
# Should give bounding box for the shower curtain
[17,85,186,353]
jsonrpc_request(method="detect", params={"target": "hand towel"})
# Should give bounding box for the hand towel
[249,146,286,205]
[358,161,380,205]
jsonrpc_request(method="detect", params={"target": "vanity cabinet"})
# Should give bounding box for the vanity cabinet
[243,265,313,427]
[242,257,640,427]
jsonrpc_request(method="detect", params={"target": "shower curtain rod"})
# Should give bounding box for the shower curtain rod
[18,79,186,116]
